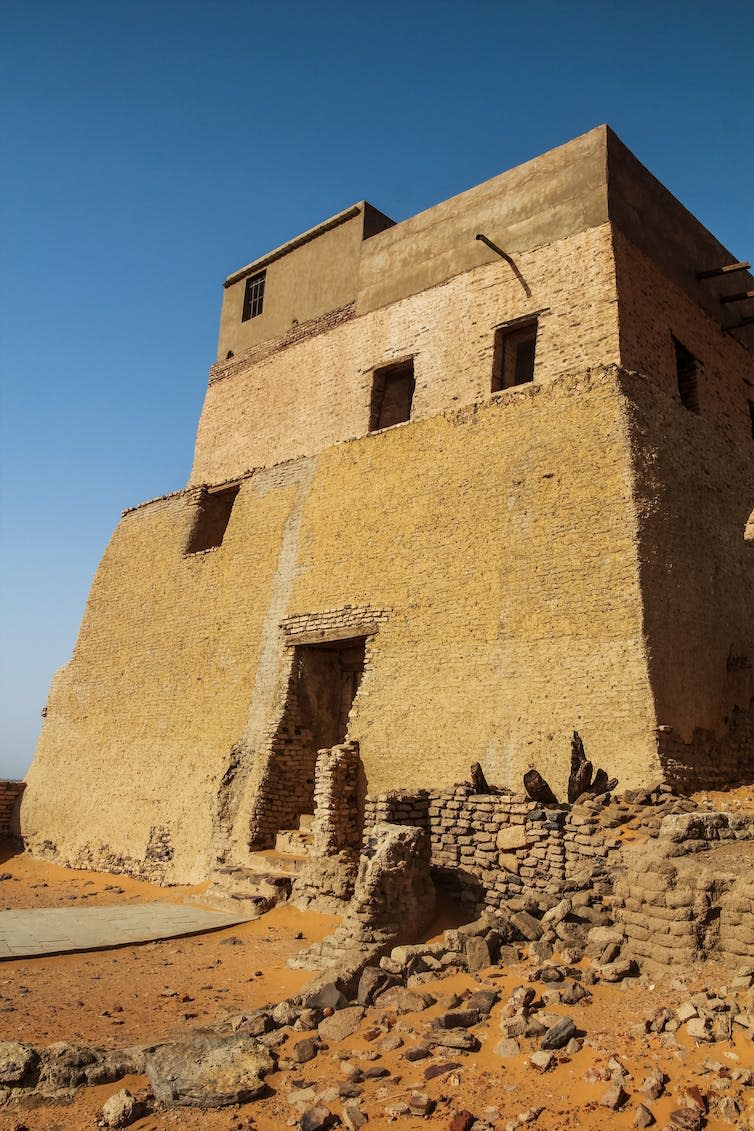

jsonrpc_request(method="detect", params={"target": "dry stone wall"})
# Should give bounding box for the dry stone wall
[363,784,700,915]
[0,782,24,839]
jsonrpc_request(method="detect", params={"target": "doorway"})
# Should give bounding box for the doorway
[248,636,366,847]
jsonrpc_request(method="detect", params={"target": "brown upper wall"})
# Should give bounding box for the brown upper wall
[217,203,395,360]
[356,127,610,315]
[605,127,754,354]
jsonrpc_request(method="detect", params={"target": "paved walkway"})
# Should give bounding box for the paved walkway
[0,904,249,959]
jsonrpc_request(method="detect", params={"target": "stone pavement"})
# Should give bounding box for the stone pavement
[0,903,250,959]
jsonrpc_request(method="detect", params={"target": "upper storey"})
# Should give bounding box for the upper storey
[194,126,753,485]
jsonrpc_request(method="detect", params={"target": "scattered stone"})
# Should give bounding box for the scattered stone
[494,1038,521,1057]
[633,1102,655,1127]
[529,1051,554,1072]
[145,1033,273,1107]
[667,1109,703,1131]
[434,1009,480,1030]
[686,1018,712,1042]
[430,1028,480,1052]
[449,1112,475,1131]
[306,982,349,1012]
[300,1104,337,1131]
[318,1007,365,1043]
[640,1069,665,1100]
[510,911,544,941]
[100,1088,146,1128]
[0,1041,37,1085]
[540,1016,576,1050]
[408,1092,435,1115]
[600,1083,627,1109]
[292,1038,319,1064]
[403,1046,430,1062]
[342,1103,367,1130]
[465,936,492,971]
[376,987,434,1014]
[424,1061,461,1081]
[465,989,498,1015]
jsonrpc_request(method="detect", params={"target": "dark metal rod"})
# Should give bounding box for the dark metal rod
[475,234,532,297]
[696,261,750,280]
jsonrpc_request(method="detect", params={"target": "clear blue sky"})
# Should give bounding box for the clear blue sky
[2,0,753,778]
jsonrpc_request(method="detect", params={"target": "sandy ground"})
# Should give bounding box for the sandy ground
[0,816,752,1131]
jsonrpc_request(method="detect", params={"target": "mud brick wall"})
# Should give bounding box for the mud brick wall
[311,742,361,856]
[364,787,623,911]
[0,782,25,838]
[192,223,621,484]
[614,813,754,969]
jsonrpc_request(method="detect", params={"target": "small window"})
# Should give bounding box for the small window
[492,319,538,391]
[186,485,239,553]
[242,270,266,321]
[674,337,699,412]
[370,359,415,431]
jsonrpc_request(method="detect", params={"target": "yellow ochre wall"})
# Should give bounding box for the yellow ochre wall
[21,371,659,881]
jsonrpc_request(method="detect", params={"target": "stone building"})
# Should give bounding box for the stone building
[20,126,754,882]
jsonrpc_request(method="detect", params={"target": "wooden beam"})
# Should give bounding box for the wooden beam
[724,316,754,334]
[697,261,750,280]
[720,290,754,304]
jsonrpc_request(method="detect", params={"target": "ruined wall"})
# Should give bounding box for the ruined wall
[22,370,659,881]
[192,222,620,484]
[0,782,25,839]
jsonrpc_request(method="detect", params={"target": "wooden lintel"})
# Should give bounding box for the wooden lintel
[724,316,754,334]
[720,290,754,305]
[697,261,750,280]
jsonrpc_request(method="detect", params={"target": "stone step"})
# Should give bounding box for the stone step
[218,850,307,877]
[189,856,298,917]
[275,828,313,856]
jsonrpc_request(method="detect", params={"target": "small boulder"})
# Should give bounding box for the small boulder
[100,1088,145,1128]
[540,1017,576,1050]
[145,1033,274,1107]
[318,1007,365,1043]
[300,1104,337,1131]
[0,1041,37,1086]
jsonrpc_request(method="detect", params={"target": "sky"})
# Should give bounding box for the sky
[1,0,753,779]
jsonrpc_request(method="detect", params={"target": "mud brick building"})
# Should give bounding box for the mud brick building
[21,126,754,882]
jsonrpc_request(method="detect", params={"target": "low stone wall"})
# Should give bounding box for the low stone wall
[614,811,754,969]
[363,784,700,915]
[0,781,25,838]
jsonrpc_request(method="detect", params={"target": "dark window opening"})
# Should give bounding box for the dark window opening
[242,270,266,321]
[749,401,754,442]
[186,485,239,553]
[674,337,699,412]
[370,359,415,431]
[492,319,538,391]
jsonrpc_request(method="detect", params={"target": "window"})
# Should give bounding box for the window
[242,270,266,321]
[492,319,538,391]
[673,337,699,412]
[186,485,239,553]
[369,359,415,431]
